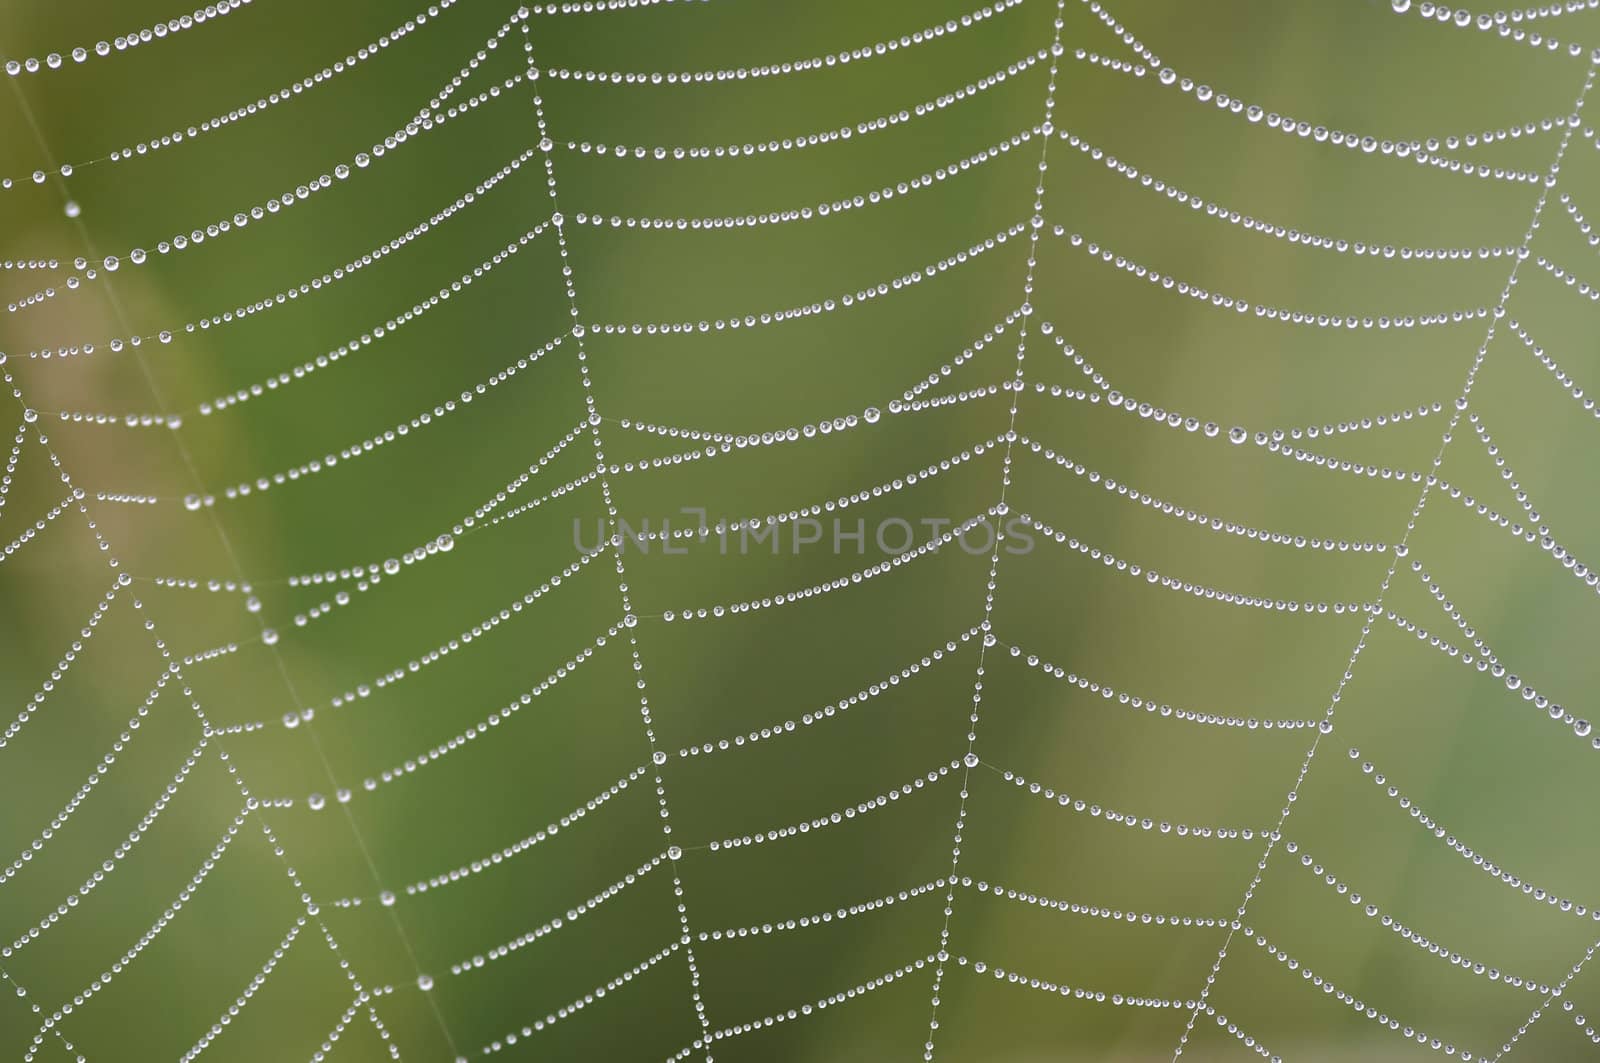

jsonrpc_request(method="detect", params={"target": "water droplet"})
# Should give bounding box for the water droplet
[306,792,326,811]
[863,406,881,424]
[102,256,119,272]
[261,628,279,646]
[183,493,202,511]
[63,201,80,219]
[379,890,396,907]
[1228,426,1248,445]
[417,973,434,991]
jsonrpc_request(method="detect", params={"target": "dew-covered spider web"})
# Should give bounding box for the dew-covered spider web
[3,0,1600,1060]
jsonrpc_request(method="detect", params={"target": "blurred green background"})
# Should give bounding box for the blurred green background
[3,0,1600,1059]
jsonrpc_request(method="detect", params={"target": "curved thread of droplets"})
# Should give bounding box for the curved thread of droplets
[2,0,1600,1058]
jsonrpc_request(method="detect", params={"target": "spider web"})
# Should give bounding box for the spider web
[2,0,1600,1060]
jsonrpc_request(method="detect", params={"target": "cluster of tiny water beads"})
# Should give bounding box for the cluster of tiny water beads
[1056,227,1499,328]
[705,760,962,854]
[284,546,606,739]
[1065,3,1600,1058]
[0,415,28,517]
[265,418,589,635]
[477,938,687,1053]
[673,625,978,757]
[1412,557,1506,671]
[447,851,670,976]
[305,619,619,811]
[328,763,650,908]
[1536,254,1600,300]
[1,3,464,194]
[588,219,1029,337]
[660,512,996,625]
[526,0,707,12]
[30,191,546,381]
[1380,592,1596,750]
[563,48,1050,160]
[1508,318,1600,421]
[1085,0,1597,121]
[1394,0,1600,60]
[662,953,937,1061]
[986,760,1270,839]
[1,487,82,558]
[30,143,544,370]
[1352,747,1600,919]
[15,15,529,334]
[5,739,212,956]
[959,953,1194,1012]
[6,1,1600,1058]
[179,222,553,422]
[449,14,721,1049]
[919,9,1068,1060]
[1427,456,1600,602]
[1238,930,1488,1060]
[205,322,558,504]
[994,637,1321,729]
[1015,430,1393,554]
[0,2,461,192]
[1019,512,1377,615]
[697,878,951,943]
[0,574,120,749]
[177,918,307,1063]
[623,434,1000,552]
[0,2,252,79]
[0,670,174,886]
[545,0,1024,85]
[1056,128,1527,258]
[573,126,1041,233]
[1281,841,1551,992]
[5,256,407,1059]
[1560,189,1600,248]
[1485,1,1600,21]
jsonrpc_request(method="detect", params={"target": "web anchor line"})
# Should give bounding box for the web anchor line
[922,4,1067,1060]
[1167,57,1600,1062]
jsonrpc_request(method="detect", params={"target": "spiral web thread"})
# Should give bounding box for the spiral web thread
[3,0,1600,1060]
